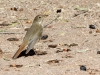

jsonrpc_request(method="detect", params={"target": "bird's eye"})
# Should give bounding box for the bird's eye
[39,16,41,18]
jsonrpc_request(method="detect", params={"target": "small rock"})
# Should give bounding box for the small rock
[89,25,96,29]
[56,9,62,13]
[97,51,100,54]
[80,65,87,71]
[26,20,32,24]
[41,35,48,40]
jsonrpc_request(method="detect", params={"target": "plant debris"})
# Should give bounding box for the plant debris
[68,43,78,47]
[7,38,19,41]
[56,49,71,53]
[48,44,57,48]
[3,57,10,61]
[47,59,62,64]
[35,51,47,55]
[96,29,100,33]
[9,64,23,68]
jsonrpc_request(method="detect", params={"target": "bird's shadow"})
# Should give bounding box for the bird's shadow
[17,49,36,58]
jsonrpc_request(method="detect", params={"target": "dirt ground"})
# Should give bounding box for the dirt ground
[0,0,100,75]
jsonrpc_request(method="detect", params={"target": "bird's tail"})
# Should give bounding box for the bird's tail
[12,42,27,59]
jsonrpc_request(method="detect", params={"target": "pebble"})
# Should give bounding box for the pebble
[41,35,48,40]
[80,65,87,71]
[97,51,100,54]
[89,25,96,29]
[56,9,61,13]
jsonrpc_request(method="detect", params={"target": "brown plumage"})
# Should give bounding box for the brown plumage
[12,15,47,59]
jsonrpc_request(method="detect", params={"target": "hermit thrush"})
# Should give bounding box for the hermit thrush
[12,14,48,59]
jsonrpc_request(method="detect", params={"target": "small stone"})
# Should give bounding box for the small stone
[56,9,61,13]
[97,51,100,54]
[41,35,48,40]
[89,25,96,29]
[80,65,87,71]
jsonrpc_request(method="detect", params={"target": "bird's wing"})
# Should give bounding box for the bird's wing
[25,24,43,54]
[25,33,39,54]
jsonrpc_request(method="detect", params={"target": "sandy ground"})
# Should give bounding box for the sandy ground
[0,0,100,75]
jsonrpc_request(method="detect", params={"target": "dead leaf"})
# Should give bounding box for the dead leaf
[3,57,10,61]
[48,44,57,48]
[47,59,62,64]
[96,29,100,33]
[9,64,23,68]
[7,38,19,41]
[35,51,47,55]
[69,43,78,47]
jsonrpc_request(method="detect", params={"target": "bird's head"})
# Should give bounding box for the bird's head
[34,14,48,24]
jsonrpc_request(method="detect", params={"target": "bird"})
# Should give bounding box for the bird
[12,14,48,59]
